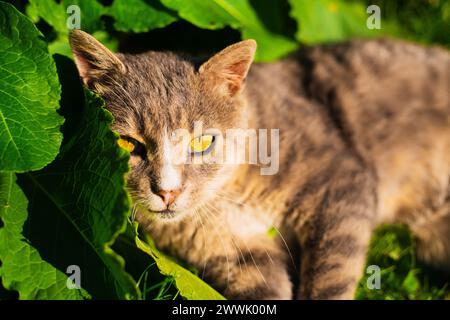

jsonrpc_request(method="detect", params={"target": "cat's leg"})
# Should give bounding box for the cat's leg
[296,164,377,300]
[411,200,450,272]
[202,232,293,300]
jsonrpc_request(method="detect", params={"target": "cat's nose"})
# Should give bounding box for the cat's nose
[156,189,181,207]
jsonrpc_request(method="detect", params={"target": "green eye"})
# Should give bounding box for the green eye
[190,135,214,153]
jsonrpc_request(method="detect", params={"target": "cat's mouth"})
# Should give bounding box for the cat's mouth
[133,196,186,221]
[151,209,178,219]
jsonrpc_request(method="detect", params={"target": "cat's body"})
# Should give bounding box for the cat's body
[70,31,450,299]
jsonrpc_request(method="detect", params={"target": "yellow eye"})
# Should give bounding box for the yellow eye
[118,138,135,153]
[190,135,214,153]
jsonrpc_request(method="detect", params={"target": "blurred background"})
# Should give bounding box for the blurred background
[6,0,450,61]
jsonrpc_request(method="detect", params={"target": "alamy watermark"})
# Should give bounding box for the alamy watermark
[66,5,81,30]
[366,265,381,290]
[367,5,381,30]
[66,265,81,289]
[170,122,280,176]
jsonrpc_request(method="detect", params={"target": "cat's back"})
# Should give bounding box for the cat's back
[248,38,450,156]
[298,38,449,148]
[289,38,450,230]
[247,38,450,222]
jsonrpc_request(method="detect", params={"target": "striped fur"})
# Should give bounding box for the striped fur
[70,30,450,299]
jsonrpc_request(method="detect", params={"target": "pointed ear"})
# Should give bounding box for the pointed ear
[69,30,126,87]
[199,40,256,96]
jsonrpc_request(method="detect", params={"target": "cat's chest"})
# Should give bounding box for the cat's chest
[146,199,276,256]
[215,200,276,239]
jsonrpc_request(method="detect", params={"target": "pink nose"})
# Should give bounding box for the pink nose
[157,189,181,207]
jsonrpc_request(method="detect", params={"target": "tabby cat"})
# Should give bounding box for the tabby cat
[70,30,450,299]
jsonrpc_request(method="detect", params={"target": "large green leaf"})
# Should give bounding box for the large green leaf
[0,55,139,299]
[0,172,89,299]
[160,0,298,61]
[0,2,63,172]
[127,223,225,300]
[136,239,225,300]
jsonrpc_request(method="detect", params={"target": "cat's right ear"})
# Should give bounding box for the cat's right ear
[69,30,126,88]
[199,39,256,97]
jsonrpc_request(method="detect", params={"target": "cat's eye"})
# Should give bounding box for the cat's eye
[190,135,215,154]
[117,137,145,156]
[118,138,135,153]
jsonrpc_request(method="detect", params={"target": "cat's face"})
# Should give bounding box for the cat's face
[70,30,256,220]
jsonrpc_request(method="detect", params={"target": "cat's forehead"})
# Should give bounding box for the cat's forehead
[109,52,235,139]
[121,51,196,102]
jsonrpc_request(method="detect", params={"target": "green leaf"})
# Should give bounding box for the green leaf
[0,2,64,172]
[28,0,106,57]
[161,0,240,29]
[28,0,104,35]
[160,0,298,61]
[130,223,225,300]
[402,270,420,296]
[0,172,89,299]
[107,0,177,33]
[266,226,278,239]
[27,0,67,35]
[67,0,105,33]
[28,0,176,56]
[289,0,384,44]
[0,55,140,299]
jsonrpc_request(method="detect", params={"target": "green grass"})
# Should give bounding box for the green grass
[356,224,450,300]
[137,262,180,300]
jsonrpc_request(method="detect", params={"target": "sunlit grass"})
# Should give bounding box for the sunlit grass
[357,224,450,300]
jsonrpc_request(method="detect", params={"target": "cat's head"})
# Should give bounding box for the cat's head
[69,30,256,221]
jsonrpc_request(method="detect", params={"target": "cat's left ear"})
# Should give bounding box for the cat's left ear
[199,40,256,96]
[69,30,126,88]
